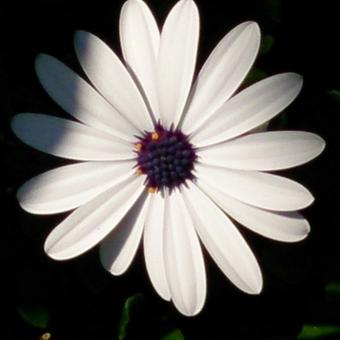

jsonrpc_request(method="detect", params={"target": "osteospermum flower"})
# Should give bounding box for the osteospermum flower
[12,0,325,316]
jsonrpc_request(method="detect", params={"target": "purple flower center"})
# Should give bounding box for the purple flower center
[135,124,197,192]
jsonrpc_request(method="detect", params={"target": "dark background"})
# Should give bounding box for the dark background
[1,0,340,339]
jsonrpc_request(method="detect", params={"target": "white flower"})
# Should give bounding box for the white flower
[11,0,325,316]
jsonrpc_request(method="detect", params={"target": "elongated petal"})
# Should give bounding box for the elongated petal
[11,114,134,161]
[196,164,314,211]
[74,31,154,131]
[35,54,137,141]
[17,161,135,214]
[191,73,303,146]
[157,0,199,128]
[250,121,270,134]
[44,174,145,260]
[164,190,206,316]
[182,21,260,134]
[120,0,160,119]
[198,131,325,171]
[100,192,150,275]
[143,193,170,301]
[183,183,262,294]
[198,180,310,242]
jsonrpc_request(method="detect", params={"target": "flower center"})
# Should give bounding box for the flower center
[135,124,196,192]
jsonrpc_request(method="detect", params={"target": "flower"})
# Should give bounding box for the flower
[11,0,325,316]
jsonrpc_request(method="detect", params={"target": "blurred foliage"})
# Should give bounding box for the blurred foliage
[260,35,275,55]
[17,304,50,329]
[244,68,267,86]
[117,293,186,340]
[328,90,340,102]
[118,293,145,340]
[162,329,185,340]
[298,325,340,339]
[325,282,340,296]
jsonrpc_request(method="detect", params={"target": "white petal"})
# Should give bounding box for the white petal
[17,160,135,214]
[44,174,145,260]
[157,0,199,128]
[183,183,263,294]
[35,54,138,141]
[164,190,206,316]
[198,131,325,171]
[198,180,310,242]
[11,114,134,161]
[250,121,270,134]
[74,31,154,132]
[143,193,171,301]
[191,73,303,146]
[120,0,160,119]
[196,164,314,211]
[100,192,150,275]
[182,21,260,134]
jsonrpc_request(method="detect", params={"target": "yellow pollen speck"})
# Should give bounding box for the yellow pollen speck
[39,333,51,340]
[151,132,160,141]
[136,168,144,176]
[148,187,158,194]
[134,143,143,152]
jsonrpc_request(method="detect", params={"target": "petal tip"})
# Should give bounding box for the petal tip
[243,21,261,36]
[16,196,36,215]
[318,135,327,154]
[179,307,201,317]
[10,115,19,133]
[34,53,55,80]
[99,249,128,277]
[297,228,311,242]
[44,235,72,261]
[161,290,172,302]
[287,72,304,87]
[44,246,67,261]
[247,277,263,295]
[178,0,199,14]
[35,53,47,66]
[242,265,263,295]
[74,29,84,38]
[44,240,77,261]
[11,114,26,138]
[251,285,263,295]
[74,30,88,46]
[16,184,28,205]
[303,192,315,209]
[174,300,205,317]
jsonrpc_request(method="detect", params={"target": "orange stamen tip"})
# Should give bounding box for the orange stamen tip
[134,143,143,152]
[136,168,144,176]
[148,187,158,194]
[151,132,160,141]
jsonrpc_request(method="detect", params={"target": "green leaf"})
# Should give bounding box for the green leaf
[298,325,340,339]
[118,293,145,340]
[244,68,267,86]
[162,328,185,340]
[325,282,340,295]
[260,35,275,55]
[17,304,50,329]
[328,90,340,102]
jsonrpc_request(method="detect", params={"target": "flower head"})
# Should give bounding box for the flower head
[12,0,325,316]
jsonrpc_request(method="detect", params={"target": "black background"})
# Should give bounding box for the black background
[2,0,340,339]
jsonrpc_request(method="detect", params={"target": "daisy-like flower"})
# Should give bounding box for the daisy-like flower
[12,0,325,316]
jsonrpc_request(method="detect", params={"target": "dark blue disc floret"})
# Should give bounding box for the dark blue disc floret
[135,124,197,191]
